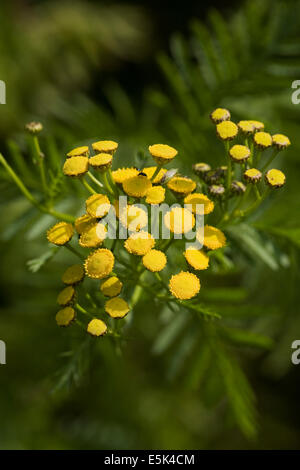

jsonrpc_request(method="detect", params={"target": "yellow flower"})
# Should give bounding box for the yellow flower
[57,285,76,306]
[169,271,200,300]
[198,225,226,250]
[56,306,75,327]
[142,166,167,183]
[142,249,167,272]
[229,144,250,163]
[63,156,89,177]
[254,131,272,149]
[192,162,211,178]
[79,223,107,248]
[237,120,255,135]
[272,134,291,150]
[164,207,195,234]
[265,169,286,188]
[66,146,89,157]
[119,204,148,231]
[62,264,85,285]
[89,153,113,171]
[148,144,178,165]
[216,121,238,140]
[210,108,231,124]
[74,214,97,235]
[87,318,107,337]
[167,176,196,197]
[123,175,152,198]
[111,167,139,184]
[105,297,130,319]
[84,248,115,279]
[244,168,262,184]
[145,186,166,204]
[184,193,214,215]
[100,276,123,297]
[184,249,209,270]
[124,231,155,256]
[248,120,264,131]
[92,140,118,154]
[47,222,74,246]
[85,194,111,218]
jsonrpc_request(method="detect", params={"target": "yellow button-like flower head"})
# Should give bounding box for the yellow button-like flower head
[184,249,209,270]
[84,248,115,279]
[248,120,264,131]
[216,121,238,140]
[198,225,226,250]
[62,264,85,285]
[184,193,214,215]
[66,146,89,157]
[79,223,107,248]
[112,167,139,184]
[57,286,76,306]
[56,306,75,327]
[254,131,272,149]
[92,140,118,154]
[265,169,286,188]
[89,153,113,172]
[167,176,196,197]
[237,120,255,135]
[85,194,111,218]
[272,134,291,150]
[229,144,250,163]
[87,318,107,337]
[123,175,152,198]
[145,186,166,204]
[142,249,167,272]
[210,108,231,124]
[142,166,167,183]
[119,204,148,231]
[244,168,262,184]
[74,214,97,235]
[100,276,123,297]
[169,271,200,300]
[124,231,155,256]
[47,222,74,246]
[149,144,178,165]
[63,156,89,177]
[164,207,195,234]
[192,162,211,178]
[105,297,130,319]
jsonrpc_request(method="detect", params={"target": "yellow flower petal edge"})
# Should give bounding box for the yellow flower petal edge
[124,231,155,256]
[85,194,111,218]
[92,140,118,154]
[100,276,123,297]
[169,272,200,300]
[142,249,167,272]
[63,156,89,177]
[87,318,107,337]
[184,193,214,215]
[105,297,130,319]
[210,108,230,124]
[62,264,85,285]
[66,146,89,157]
[265,169,286,188]
[56,306,75,327]
[184,249,209,270]
[47,222,74,246]
[197,225,226,250]
[84,248,115,279]
[57,286,76,306]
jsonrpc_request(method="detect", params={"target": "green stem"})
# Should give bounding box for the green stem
[261,149,279,172]
[240,187,270,218]
[75,303,93,319]
[81,177,96,194]
[150,164,163,182]
[65,244,85,260]
[87,171,104,191]
[33,136,47,194]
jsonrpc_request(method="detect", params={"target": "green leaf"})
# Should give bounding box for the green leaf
[220,326,274,350]
[27,246,59,273]
[152,313,188,356]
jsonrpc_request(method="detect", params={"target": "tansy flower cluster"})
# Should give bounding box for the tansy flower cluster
[45,110,290,339]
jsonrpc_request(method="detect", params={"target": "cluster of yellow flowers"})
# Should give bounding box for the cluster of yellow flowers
[46,109,290,337]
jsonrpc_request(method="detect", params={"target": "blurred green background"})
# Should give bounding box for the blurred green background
[1,0,300,449]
